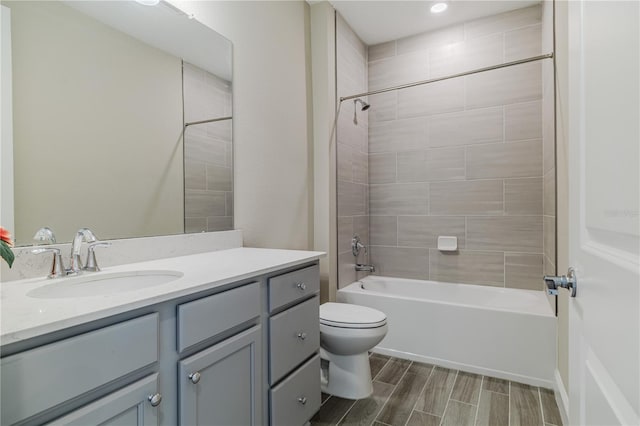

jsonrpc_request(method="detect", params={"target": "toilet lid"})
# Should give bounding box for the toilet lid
[319,302,387,328]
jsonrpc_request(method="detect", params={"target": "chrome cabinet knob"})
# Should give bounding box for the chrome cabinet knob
[189,372,201,384]
[296,282,306,291]
[148,393,162,407]
[297,396,307,405]
[297,332,307,340]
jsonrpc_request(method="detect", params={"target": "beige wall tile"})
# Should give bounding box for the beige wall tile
[398,78,465,118]
[543,168,556,217]
[505,24,543,62]
[543,214,556,262]
[206,164,232,192]
[184,129,228,166]
[370,246,429,279]
[185,190,226,217]
[505,178,543,215]
[466,62,542,109]
[369,51,428,91]
[369,153,397,184]
[428,107,503,148]
[430,250,504,286]
[464,5,542,39]
[337,143,354,182]
[466,139,542,179]
[467,216,543,252]
[354,215,370,246]
[505,101,543,141]
[397,24,464,54]
[464,32,505,70]
[353,151,369,184]
[505,253,544,290]
[225,192,233,217]
[338,216,354,254]
[369,41,396,62]
[430,180,504,215]
[207,216,233,232]
[370,216,398,246]
[398,216,466,248]
[337,109,367,153]
[338,181,367,216]
[185,217,207,234]
[369,117,427,153]
[544,253,556,277]
[397,148,465,182]
[370,183,429,215]
[428,41,464,78]
[184,160,206,191]
[338,251,357,289]
[368,91,397,123]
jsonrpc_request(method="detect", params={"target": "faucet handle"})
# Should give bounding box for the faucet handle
[84,242,111,272]
[33,227,56,245]
[31,247,66,279]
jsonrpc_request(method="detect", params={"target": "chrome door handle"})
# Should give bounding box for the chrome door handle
[544,267,577,297]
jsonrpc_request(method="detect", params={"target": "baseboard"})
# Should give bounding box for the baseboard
[554,369,570,426]
[373,346,555,389]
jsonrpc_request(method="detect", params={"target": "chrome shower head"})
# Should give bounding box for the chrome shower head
[353,98,371,125]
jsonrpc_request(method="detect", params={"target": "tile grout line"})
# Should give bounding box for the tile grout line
[537,386,546,426]
[373,361,414,425]
[369,379,398,426]
[474,376,484,425]
[403,365,436,426]
[438,370,459,426]
[334,398,358,426]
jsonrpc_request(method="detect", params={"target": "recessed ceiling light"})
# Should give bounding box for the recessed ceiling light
[430,2,448,14]
[135,0,160,6]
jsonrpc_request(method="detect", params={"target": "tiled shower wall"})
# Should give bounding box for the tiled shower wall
[365,5,554,290]
[183,62,234,233]
[336,14,370,288]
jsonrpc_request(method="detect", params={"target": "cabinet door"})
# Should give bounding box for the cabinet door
[178,325,262,426]
[46,374,160,426]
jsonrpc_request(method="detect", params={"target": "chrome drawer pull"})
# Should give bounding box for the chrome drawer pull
[297,332,307,340]
[189,372,201,384]
[296,282,307,291]
[148,393,162,407]
[297,396,307,405]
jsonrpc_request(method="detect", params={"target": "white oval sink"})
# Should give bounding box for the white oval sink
[27,270,184,299]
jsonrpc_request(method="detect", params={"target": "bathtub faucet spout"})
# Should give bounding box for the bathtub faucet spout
[355,263,375,273]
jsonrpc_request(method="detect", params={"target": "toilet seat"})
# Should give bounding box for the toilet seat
[320,302,387,329]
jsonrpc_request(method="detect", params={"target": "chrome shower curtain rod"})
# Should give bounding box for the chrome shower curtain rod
[184,116,232,127]
[339,52,554,102]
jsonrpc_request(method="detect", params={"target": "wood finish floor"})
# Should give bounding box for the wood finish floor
[311,355,563,426]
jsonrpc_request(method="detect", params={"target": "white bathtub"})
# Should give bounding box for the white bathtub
[337,275,557,387]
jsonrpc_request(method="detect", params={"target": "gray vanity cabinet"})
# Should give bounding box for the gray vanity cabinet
[178,325,262,426]
[46,374,160,426]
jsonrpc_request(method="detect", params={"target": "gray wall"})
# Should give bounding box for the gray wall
[364,5,554,290]
[336,14,370,288]
[183,62,233,233]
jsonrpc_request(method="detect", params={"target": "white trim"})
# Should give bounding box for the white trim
[372,346,555,389]
[0,5,14,232]
[554,368,570,426]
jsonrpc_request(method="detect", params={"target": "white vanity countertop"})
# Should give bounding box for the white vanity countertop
[0,247,324,346]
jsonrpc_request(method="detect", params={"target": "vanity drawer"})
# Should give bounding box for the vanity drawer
[269,296,319,385]
[268,264,319,312]
[177,281,260,352]
[1,313,159,426]
[270,354,321,426]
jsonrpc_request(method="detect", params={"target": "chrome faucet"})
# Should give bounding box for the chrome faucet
[351,235,376,273]
[68,228,97,274]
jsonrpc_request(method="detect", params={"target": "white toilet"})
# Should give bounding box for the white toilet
[319,302,388,400]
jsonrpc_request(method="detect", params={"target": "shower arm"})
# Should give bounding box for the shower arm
[340,52,554,103]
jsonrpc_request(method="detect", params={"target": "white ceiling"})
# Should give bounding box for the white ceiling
[328,0,541,45]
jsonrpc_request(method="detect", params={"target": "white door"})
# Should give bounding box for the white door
[567,1,639,425]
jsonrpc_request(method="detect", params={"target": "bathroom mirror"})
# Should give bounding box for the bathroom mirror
[2,0,233,246]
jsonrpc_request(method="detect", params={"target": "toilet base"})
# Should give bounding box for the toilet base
[320,348,373,400]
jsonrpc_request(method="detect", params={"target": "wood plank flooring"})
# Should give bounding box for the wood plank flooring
[311,355,563,426]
